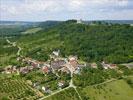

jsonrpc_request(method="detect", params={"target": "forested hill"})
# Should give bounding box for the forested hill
[17,20,133,64]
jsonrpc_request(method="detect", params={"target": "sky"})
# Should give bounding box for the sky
[0,0,133,21]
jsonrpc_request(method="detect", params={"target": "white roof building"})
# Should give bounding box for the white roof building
[77,19,83,24]
[53,50,60,56]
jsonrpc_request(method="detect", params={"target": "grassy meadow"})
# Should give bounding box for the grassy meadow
[78,78,133,100]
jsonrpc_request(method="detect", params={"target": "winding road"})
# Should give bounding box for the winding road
[39,61,83,100]
[6,38,22,56]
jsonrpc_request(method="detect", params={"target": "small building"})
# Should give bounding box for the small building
[42,66,51,74]
[58,80,65,89]
[69,60,78,69]
[77,19,83,24]
[101,61,108,69]
[20,67,29,74]
[58,66,70,74]
[51,60,66,70]
[74,67,81,74]
[4,66,12,74]
[4,65,17,74]
[33,82,40,87]
[91,63,97,68]
[101,61,117,69]
[109,64,117,69]
[42,86,51,94]
[53,50,60,57]
[28,66,34,71]
[68,56,78,61]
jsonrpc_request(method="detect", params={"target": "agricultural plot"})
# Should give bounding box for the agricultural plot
[78,79,133,100]
[46,87,80,100]
[21,27,42,34]
[0,78,41,100]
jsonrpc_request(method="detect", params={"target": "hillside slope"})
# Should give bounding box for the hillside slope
[17,20,133,63]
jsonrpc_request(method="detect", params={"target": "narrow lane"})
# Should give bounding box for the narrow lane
[6,38,22,56]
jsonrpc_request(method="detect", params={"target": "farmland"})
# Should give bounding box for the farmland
[21,27,42,34]
[77,78,133,100]
[0,77,42,100]
[45,87,80,100]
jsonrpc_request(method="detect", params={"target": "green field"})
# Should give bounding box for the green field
[46,88,80,100]
[21,27,42,34]
[78,79,133,100]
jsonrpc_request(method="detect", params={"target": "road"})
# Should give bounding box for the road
[39,60,83,100]
[6,38,22,56]
[39,75,133,100]
[39,86,70,100]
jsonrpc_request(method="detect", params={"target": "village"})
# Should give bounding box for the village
[1,49,118,95]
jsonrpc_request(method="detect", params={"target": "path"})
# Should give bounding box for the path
[39,59,83,100]
[6,38,22,56]
[39,86,70,100]
[90,79,117,87]
[51,67,60,78]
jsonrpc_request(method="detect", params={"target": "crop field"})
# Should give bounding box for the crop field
[0,78,41,100]
[78,79,133,100]
[21,27,42,34]
[46,87,80,100]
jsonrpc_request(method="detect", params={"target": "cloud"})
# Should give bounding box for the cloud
[0,0,133,21]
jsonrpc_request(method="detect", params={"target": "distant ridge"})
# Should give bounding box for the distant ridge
[0,21,37,26]
[1,20,133,26]
[85,20,133,24]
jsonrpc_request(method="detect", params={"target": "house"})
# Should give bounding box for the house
[69,59,78,69]
[58,66,70,74]
[4,65,17,74]
[109,64,117,69]
[51,60,66,70]
[68,56,78,68]
[33,82,40,87]
[91,63,97,68]
[20,67,29,74]
[4,65,12,74]
[31,62,39,69]
[52,50,60,57]
[42,86,51,94]
[58,80,65,89]
[28,66,34,71]
[101,61,117,69]
[74,67,81,74]
[39,62,46,68]
[42,66,51,74]
[77,19,83,24]
[68,56,78,61]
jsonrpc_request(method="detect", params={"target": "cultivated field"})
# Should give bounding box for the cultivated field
[78,79,133,100]
[46,87,80,100]
[21,27,42,34]
[0,78,41,100]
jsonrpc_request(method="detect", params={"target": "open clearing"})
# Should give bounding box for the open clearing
[77,78,133,100]
[21,27,42,34]
[45,87,80,100]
